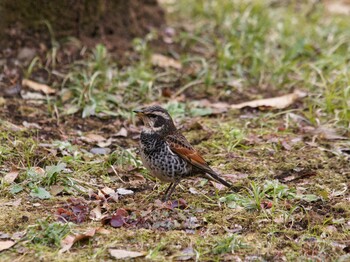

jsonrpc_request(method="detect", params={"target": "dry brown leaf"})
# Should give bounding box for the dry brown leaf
[97,138,112,148]
[0,240,15,252]
[50,185,65,196]
[22,79,56,95]
[2,198,22,207]
[100,187,119,202]
[128,173,146,186]
[151,54,182,70]
[21,91,46,100]
[82,133,106,143]
[59,228,96,253]
[115,127,128,137]
[231,90,307,110]
[109,249,146,259]
[33,167,45,176]
[324,0,350,15]
[96,227,111,235]
[89,206,102,221]
[101,187,115,195]
[22,121,41,129]
[4,169,19,184]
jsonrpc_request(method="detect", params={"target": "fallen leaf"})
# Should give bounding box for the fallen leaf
[261,200,273,209]
[2,198,21,207]
[22,121,41,129]
[90,206,102,221]
[128,173,146,186]
[101,187,119,202]
[33,167,45,176]
[97,138,112,148]
[189,187,198,194]
[231,90,307,110]
[21,91,46,100]
[0,240,15,252]
[151,54,182,70]
[82,133,106,143]
[0,233,10,239]
[108,208,129,228]
[109,249,146,259]
[96,227,111,235]
[115,127,128,137]
[324,0,350,15]
[3,169,19,184]
[22,79,56,94]
[101,187,115,195]
[59,228,96,253]
[50,185,65,196]
[117,188,134,195]
[55,198,90,223]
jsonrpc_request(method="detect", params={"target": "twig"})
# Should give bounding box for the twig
[110,165,126,183]
[172,79,204,98]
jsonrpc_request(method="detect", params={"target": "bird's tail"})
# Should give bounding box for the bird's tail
[203,169,232,188]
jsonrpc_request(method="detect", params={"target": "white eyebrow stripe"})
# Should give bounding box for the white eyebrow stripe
[152,111,170,120]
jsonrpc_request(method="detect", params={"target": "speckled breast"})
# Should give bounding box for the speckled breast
[140,132,191,183]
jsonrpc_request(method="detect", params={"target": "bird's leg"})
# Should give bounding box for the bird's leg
[163,183,173,200]
[162,182,179,201]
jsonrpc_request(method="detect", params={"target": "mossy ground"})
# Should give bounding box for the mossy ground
[1,0,350,261]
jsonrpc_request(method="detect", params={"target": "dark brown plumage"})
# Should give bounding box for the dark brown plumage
[134,105,232,200]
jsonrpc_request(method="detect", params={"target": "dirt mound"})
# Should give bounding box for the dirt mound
[0,0,165,56]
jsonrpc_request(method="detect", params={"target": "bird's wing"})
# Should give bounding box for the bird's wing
[165,132,232,188]
[165,132,213,173]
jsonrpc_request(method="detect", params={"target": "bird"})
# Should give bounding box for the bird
[134,105,232,201]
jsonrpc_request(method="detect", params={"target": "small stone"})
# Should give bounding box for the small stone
[90,147,111,155]
[17,47,36,62]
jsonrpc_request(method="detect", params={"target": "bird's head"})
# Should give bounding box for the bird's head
[134,105,176,136]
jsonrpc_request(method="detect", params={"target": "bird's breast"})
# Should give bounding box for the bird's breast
[139,132,192,182]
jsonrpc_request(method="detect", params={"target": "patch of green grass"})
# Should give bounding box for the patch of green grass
[220,180,319,211]
[212,234,249,254]
[6,162,68,199]
[27,219,72,247]
[170,0,350,127]
[58,37,159,118]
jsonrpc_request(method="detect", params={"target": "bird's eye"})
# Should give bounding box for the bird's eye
[148,114,157,119]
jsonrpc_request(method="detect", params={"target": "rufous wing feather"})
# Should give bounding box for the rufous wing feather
[166,133,232,188]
